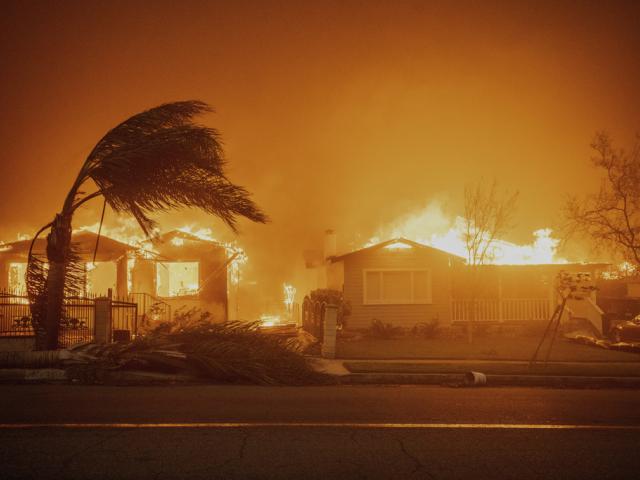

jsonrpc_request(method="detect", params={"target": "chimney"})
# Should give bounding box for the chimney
[324,229,337,259]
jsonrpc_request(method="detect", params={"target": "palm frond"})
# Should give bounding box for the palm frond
[28,244,87,349]
[68,309,328,385]
[78,100,267,235]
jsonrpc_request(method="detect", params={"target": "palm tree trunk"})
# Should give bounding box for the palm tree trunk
[42,214,72,349]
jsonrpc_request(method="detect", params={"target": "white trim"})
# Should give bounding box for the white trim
[363,268,432,305]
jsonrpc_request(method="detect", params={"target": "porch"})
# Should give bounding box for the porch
[451,298,552,324]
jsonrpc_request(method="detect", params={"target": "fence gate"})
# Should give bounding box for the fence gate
[0,289,138,347]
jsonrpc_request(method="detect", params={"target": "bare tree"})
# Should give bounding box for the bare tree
[565,132,640,269]
[463,179,518,343]
[27,101,268,350]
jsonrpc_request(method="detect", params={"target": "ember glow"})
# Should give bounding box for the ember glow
[366,202,566,265]
[601,262,638,280]
[283,283,296,309]
[259,314,282,327]
[77,218,149,249]
[176,225,248,286]
[8,262,27,292]
[75,219,249,290]
[157,262,199,297]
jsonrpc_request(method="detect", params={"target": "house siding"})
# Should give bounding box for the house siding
[342,247,455,330]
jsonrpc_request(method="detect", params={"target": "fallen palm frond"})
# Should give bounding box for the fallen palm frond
[66,309,328,385]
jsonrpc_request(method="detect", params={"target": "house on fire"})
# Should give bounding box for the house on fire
[314,234,609,333]
[0,230,232,321]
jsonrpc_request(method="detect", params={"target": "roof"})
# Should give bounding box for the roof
[330,238,466,262]
[0,231,134,260]
[157,230,222,246]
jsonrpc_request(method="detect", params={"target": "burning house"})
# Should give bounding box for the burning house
[134,230,231,321]
[0,228,237,323]
[0,231,131,297]
[310,232,610,334]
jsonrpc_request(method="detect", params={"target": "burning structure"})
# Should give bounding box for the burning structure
[0,231,131,297]
[137,230,231,321]
[0,228,236,322]
[311,231,610,334]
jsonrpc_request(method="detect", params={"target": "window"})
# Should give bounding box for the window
[156,262,199,297]
[8,263,27,292]
[363,269,431,304]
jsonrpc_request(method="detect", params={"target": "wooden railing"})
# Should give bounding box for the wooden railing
[451,298,550,323]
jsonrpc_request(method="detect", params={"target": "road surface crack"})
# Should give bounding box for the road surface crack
[53,428,127,478]
[238,430,250,460]
[395,437,435,479]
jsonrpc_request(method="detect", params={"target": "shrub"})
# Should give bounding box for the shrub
[412,319,440,339]
[470,322,491,337]
[367,319,403,339]
[519,321,548,337]
[305,289,351,329]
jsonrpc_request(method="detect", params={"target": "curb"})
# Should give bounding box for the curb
[0,369,68,383]
[340,373,640,388]
[2,369,639,388]
[0,369,200,385]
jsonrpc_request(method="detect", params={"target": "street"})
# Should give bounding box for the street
[0,385,639,479]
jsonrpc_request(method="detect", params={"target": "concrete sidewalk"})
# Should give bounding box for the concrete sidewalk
[341,358,640,376]
[312,358,640,388]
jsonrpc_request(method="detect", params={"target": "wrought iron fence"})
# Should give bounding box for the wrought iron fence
[0,290,32,336]
[112,298,139,342]
[60,296,95,347]
[128,292,172,326]
[0,289,138,346]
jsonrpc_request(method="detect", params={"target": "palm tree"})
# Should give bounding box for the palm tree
[27,101,267,349]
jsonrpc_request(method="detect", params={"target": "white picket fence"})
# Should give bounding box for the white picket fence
[451,298,550,323]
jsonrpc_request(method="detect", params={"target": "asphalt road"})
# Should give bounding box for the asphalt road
[0,385,639,479]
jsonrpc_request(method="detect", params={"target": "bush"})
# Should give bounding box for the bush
[367,319,404,339]
[472,322,491,337]
[412,319,440,339]
[519,321,548,337]
[305,289,351,329]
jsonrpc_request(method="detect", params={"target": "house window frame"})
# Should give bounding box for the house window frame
[156,261,200,298]
[362,268,432,305]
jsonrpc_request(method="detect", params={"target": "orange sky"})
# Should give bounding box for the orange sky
[1,0,639,301]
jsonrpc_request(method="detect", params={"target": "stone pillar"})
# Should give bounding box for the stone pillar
[321,304,338,359]
[115,256,129,298]
[94,296,112,344]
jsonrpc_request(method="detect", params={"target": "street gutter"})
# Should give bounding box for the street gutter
[340,372,640,388]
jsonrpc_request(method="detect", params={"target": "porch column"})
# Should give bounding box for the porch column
[131,258,156,296]
[115,256,129,299]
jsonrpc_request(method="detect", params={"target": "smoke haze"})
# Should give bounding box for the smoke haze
[1,0,639,307]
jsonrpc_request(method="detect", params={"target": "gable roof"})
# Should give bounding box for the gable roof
[0,231,135,261]
[330,238,465,262]
[158,229,223,246]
